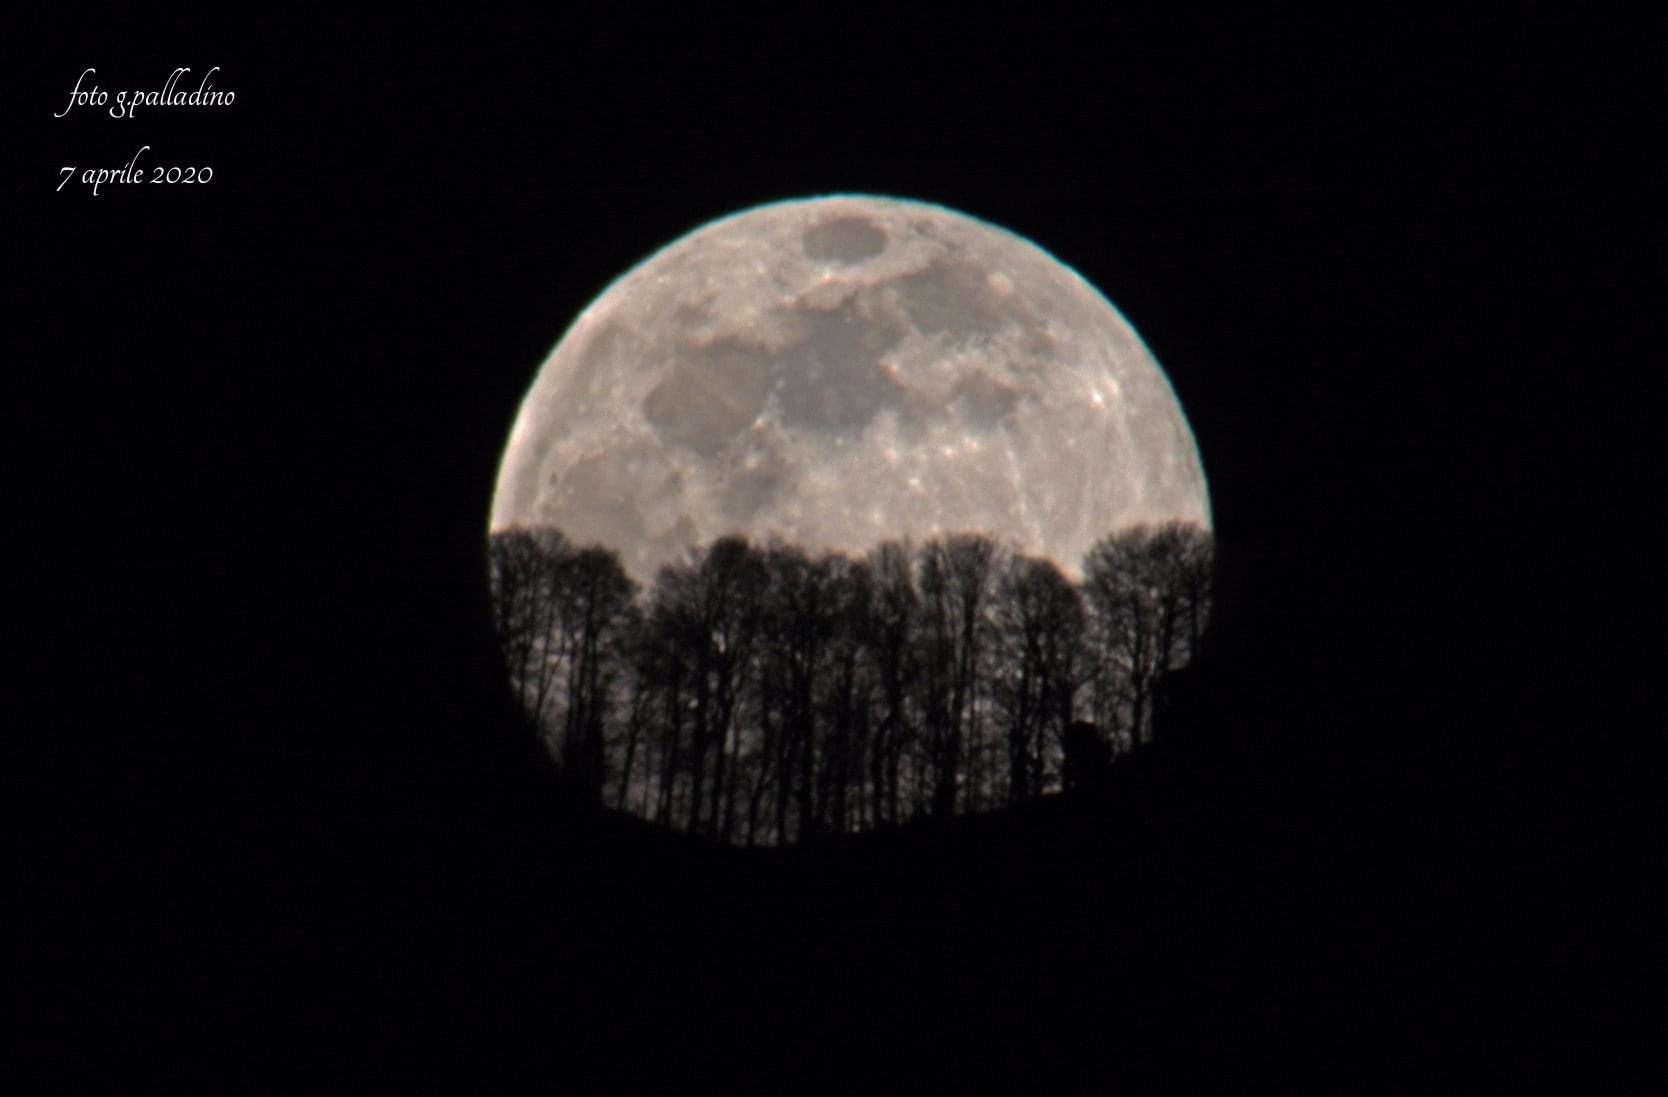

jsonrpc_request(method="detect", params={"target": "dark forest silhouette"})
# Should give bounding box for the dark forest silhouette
[488,523,1213,845]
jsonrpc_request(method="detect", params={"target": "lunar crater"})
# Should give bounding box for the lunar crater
[949,369,1023,430]
[801,216,888,264]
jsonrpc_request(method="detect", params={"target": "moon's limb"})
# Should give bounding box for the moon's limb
[491,196,1210,582]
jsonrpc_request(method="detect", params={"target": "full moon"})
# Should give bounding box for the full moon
[491,196,1209,581]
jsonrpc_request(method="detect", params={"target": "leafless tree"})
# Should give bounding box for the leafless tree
[755,543,841,843]
[1082,522,1214,752]
[488,528,573,736]
[488,529,638,801]
[819,554,875,834]
[994,554,1087,802]
[489,521,1213,844]
[555,547,638,801]
[864,540,917,828]
[1061,720,1111,791]
[916,533,1004,817]
[652,537,767,837]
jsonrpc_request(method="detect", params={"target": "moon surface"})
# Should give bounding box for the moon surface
[491,196,1210,582]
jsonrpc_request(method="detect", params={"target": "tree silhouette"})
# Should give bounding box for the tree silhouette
[651,537,767,837]
[1082,521,1215,753]
[864,539,917,829]
[993,555,1086,804]
[916,533,1003,817]
[487,529,638,801]
[555,547,638,801]
[820,553,874,835]
[487,520,1213,844]
[755,542,832,843]
[488,527,572,736]
[1061,720,1112,791]
[612,609,659,815]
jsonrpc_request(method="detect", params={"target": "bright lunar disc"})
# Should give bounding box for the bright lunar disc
[490,196,1210,581]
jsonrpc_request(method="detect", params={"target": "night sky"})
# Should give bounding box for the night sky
[19,13,1649,1093]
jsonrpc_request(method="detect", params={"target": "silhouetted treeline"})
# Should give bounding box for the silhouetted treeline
[488,524,1213,845]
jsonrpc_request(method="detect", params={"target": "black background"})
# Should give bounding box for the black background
[19,13,1652,1094]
